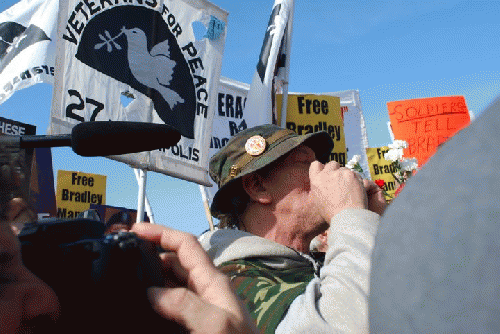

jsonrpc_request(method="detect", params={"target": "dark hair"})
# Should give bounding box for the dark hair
[106,211,133,228]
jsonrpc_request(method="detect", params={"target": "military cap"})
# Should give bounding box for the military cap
[209,124,334,217]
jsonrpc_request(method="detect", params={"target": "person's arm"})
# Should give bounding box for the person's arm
[132,223,258,334]
[276,161,381,333]
[277,208,379,333]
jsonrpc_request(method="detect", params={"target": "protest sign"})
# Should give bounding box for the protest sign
[277,93,347,165]
[387,96,470,166]
[56,170,106,219]
[0,0,58,104]
[51,0,228,186]
[366,146,397,201]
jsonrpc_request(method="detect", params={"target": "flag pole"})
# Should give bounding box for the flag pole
[199,185,215,231]
[279,0,294,128]
[134,168,155,224]
[136,169,147,224]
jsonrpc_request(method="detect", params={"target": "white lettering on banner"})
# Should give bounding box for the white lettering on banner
[0,121,26,135]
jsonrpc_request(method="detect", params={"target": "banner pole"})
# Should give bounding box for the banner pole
[199,185,215,231]
[136,169,147,224]
[134,168,155,224]
[279,0,294,128]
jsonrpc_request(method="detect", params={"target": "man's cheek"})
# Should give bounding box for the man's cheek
[20,271,60,323]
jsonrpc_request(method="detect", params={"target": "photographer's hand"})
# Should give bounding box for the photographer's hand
[132,223,257,334]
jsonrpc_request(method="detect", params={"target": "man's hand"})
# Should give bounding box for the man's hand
[309,161,368,222]
[363,179,387,215]
[132,223,257,334]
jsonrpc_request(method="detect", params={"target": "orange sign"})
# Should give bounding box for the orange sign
[387,96,470,166]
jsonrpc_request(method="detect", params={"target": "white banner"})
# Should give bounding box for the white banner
[0,0,58,104]
[325,90,370,179]
[204,77,252,200]
[50,0,228,186]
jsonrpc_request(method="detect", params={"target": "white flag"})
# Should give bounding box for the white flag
[0,0,58,104]
[325,90,371,179]
[244,0,294,126]
[199,1,294,223]
[50,0,228,186]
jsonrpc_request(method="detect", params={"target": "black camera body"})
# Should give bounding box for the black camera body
[19,218,183,333]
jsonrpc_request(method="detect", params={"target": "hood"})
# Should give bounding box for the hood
[198,229,312,269]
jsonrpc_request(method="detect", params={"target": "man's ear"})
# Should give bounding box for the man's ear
[241,173,272,204]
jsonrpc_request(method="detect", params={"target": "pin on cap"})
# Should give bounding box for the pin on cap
[245,135,266,156]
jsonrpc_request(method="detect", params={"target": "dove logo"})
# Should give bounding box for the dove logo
[73,5,198,138]
[120,27,184,110]
[0,22,51,74]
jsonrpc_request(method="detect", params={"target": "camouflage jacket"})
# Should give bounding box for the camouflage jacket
[218,257,317,334]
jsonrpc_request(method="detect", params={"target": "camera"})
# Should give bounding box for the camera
[19,218,185,333]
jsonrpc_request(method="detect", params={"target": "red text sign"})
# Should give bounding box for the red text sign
[387,96,470,165]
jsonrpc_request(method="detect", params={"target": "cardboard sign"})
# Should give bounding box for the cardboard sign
[387,96,470,166]
[56,170,106,219]
[277,94,347,165]
[366,146,397,201]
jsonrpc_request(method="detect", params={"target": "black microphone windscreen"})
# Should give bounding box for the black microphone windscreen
[71,122,181,157]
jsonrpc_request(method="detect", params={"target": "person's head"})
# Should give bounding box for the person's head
[105,211,133,234]
[0,141,60,332]
[209,125,334,235]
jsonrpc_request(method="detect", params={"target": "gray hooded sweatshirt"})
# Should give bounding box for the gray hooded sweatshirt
[199,208,380,333]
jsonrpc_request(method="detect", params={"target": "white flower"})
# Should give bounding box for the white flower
[400,158,418,172]
[388,140,408,150]
[384,148,404,162]
[346,155,361,169]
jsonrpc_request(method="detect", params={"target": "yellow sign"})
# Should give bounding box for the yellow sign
[56,170,106,219]
[277,94,347,165]
[366,147,397,201]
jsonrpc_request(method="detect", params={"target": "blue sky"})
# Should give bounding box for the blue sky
[0,0,499,235]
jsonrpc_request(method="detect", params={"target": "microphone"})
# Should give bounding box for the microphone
[0,122,181,157]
